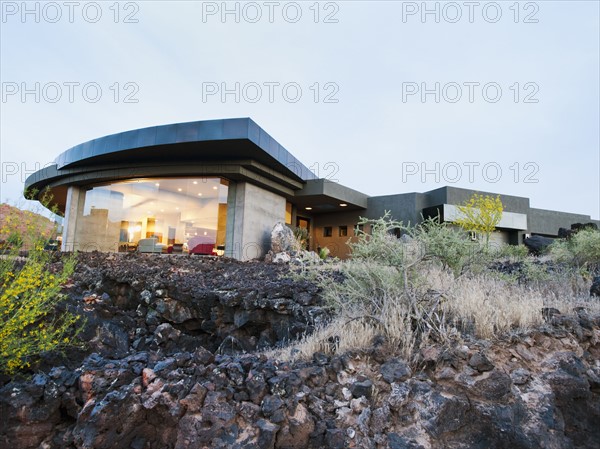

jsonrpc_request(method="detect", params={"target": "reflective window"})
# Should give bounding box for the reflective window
[73,178,228,253]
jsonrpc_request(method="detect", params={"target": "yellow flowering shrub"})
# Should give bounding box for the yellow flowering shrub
[0,190,81,375]
[454,193,504,247]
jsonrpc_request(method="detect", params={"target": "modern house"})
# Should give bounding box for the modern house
[25,118,599,260]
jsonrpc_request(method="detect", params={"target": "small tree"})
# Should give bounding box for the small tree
[454,193,503,248]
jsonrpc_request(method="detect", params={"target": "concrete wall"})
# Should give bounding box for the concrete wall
[443,204,527,230]
[225,182,286,261]
[365,193,425,226]
[528,208,600,236]
[425,187,531,214]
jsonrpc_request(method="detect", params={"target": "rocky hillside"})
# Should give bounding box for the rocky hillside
[0,203,57,243]
[1,253,599,449]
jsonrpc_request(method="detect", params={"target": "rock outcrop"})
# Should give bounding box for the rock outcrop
[265,223,320,265]
[1,253,600,449]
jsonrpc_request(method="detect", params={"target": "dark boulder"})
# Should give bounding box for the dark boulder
[523,235,555,255]
[571,222,598,232]
[591,276,600,297]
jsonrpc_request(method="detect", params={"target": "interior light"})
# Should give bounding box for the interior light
[155,183,160,187]
[175,207,179,210]
[340,203,348,207]
[193,181,198,184]
[178,188,182,192]
[198,193,202,196]
[160,209,164,212]
[305,207,312,210]
[203,231,207,235]
[213,186,218,190]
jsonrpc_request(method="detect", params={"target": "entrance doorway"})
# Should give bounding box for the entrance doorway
[296,217,311,250]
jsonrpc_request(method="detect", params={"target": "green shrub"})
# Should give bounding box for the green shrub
[412,216,478,277]
[318,246,330,260]
[550,228,600,272]
[494,243,529,261]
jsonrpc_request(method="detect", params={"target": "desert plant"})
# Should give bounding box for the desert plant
[6,232,24,249]
[412,216,479,278]
[444,272,543,339]
[494,242,529,262]
[318,246,330,260]
[550,228,600,273]
[280,211,600,368]
[454,193,503,248]
[0,190,81,375]
[288,225,309,250]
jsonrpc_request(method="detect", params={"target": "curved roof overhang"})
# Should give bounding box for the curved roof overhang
[25,118,317,213]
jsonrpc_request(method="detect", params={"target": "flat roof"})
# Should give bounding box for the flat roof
[52,117,317,182]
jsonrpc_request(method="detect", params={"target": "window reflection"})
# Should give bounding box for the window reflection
[74,178,229,254]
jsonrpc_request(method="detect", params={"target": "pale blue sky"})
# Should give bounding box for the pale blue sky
[1,1,598,219]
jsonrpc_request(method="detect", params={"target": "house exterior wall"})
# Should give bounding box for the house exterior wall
[24,119,599,261]
[225,182,286,261]
[364,193,425,226]
[312,210,364,258]
[528,208,600,236]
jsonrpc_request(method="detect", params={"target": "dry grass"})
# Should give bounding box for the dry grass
[266,307,417,362]
[273,262,597,363]
[277,216,600,362]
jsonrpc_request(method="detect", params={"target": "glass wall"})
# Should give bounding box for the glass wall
[73,177,229,253]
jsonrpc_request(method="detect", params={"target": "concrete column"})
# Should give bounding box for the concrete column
[225,182,286,261]
[225,182,239,259]
[61,186,85,252]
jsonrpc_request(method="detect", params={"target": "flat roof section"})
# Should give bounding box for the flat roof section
[294,179,369,213]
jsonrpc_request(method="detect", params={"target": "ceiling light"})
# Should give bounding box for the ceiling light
[155,183,160,187]
[193,181,198,184]
[305,207,312,210]
[178,188,182,192]
[340,203,348,207]
[198,193,202,196]
[213,186,218,190]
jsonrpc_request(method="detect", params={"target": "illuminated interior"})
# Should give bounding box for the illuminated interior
[73,177,229,253]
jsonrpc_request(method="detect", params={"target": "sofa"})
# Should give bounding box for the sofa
[137,238,166,253]
[188,235,216,255]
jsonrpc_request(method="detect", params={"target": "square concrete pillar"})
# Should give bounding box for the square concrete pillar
[225,182,286,261]
[61,186,85,252]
